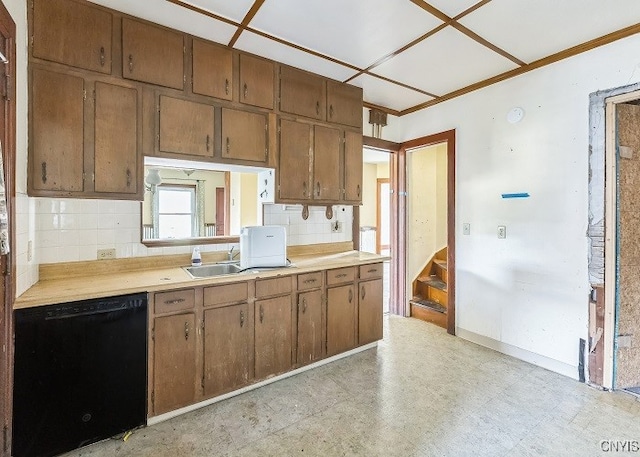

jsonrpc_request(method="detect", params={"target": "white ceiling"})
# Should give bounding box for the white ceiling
[90,0,640,115]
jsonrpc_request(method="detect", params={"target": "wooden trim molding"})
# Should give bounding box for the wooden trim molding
[227,0,267,47]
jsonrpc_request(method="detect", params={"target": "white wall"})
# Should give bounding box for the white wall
[400,34,640,378]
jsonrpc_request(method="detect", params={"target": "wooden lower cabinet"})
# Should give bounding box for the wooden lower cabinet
[296,289,323,365]
[255,295,292,379]
[358,279,383,345]
[203,303,252,397]
[326,284,357,356]
[152,313,197,415]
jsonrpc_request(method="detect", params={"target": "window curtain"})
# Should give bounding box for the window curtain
[0,141,9,255]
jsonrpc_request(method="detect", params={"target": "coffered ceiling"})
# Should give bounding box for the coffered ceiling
[89,0,640,116]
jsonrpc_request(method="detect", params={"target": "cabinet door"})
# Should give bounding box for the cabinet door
[32,0,112,74]
[221,108,267,163]
[326,284,356,356]
[343,130,363,202]
[278,119,311,201]
[239,53,274,109]
[153,313,197,415]
[358,279,383,345]
[313,125,341,201]
[122,18,184,90]
[94,82,138,194]
[203,303,252,398]
[255,295,292,379]
[327,81,363,128]
[159,95,214,157]
[280,66,326,121]
[297,289,323,365]
[192,39,233,101]
[31,68,84,192]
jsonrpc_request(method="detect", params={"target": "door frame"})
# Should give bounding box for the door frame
[400,130,456,334]
[376,178,389,254]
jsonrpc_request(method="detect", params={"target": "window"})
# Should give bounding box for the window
[157,185,196,238]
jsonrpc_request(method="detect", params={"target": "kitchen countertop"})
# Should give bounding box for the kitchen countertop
[14,250,389,309]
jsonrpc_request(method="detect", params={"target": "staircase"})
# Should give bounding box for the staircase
[410,247,448,329]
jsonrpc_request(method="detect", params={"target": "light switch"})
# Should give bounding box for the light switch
[497,226,506,239]
[463,223,470,235]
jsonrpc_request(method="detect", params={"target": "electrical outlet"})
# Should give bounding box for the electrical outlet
[463,223,471,235]
[97,248,116,260]
[497,225,507,239]
[27,240,33,261]
[331,221,343,233]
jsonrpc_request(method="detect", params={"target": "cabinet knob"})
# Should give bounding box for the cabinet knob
[243,83,248,99]
[126,168,131,188]
[301,298,307,314]
[302,181,307,197]
[41,162,47,184]
[184,321,190,340]
[225,137,230,155]
[225,79,229,95]
[329,105,334,119]
[361,286,366,300]
[128,54,133,72]
[316,182,320,197]
[316,101,320,115]
[259,304,264,323]
[206,134,210,152]
[100,46,105,67]
[357,184,361,198]
[240,310,245,328]
[348,288,353,303]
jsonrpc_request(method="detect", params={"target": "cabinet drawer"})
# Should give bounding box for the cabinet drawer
[255,276,292,298]
[359,263,383,280]
[203,282,248,308]
[326,267,355,286]
[297,272,323,290]
[154,289,195,314]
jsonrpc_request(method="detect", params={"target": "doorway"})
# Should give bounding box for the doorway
[376,178,390,254]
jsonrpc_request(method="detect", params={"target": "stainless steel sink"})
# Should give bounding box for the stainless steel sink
[183,263,241,279]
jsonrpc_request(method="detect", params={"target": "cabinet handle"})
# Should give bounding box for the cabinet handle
[240,310,245,328]
[316,182,320,197]
[206,134,210,152]
[100,46,105,67]
[126,168,131,187]
[361,286,366,300]
[302,181,307,198]
[368,268,378,273]
[348,288,353,303]
[357,184,361,198]
[128,54,133,72]
[243,83,248,99]
[164,298,185,305]
[184,321,190,340]
[225,137,230,155]
[41,162,47,184]
[336,273,347,278]
[225,78,229,95]
[301,298,307,314]
[316,101,320,115]
[329,105,334,119]
[259,304,264,323]
[303,278,317,284]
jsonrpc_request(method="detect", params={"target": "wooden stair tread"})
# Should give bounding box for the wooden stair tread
[416,275,447,291]
[410,298,447,314]
[433,259,447,269]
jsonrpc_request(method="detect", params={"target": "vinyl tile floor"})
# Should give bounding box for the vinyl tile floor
[64,316,640,457]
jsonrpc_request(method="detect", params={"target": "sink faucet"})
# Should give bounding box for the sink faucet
[228,246,236,261]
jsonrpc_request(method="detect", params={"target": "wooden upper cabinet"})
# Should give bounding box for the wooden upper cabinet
[221,108,268,163]
[122,18,184,90]
[32,0,112,74]
[239,54,274,109]
[279,119,311,201]
[327,81,363,128]
[30,68,84,193]
[94,82,139,194]
[313,125,341,201]
[280,66,326,121]
[159,95,214,158]
[192,39,233,101]
[343,130,363,202]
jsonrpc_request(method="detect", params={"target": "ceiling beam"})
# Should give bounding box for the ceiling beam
[363,101,401,117]
[228,0,267,47]
[400,22,640,115]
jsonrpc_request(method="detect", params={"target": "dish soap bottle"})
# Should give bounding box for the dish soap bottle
[191,247,201,267]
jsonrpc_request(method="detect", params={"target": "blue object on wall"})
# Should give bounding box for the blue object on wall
[501,193,530,199]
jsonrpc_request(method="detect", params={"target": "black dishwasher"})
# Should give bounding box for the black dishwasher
[12,293,148,457]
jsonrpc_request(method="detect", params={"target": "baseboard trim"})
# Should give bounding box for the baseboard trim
[456,328,578,380]
[147,342,378,426]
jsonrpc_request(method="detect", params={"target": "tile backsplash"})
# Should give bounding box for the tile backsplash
[33,198,353,265]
